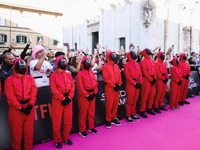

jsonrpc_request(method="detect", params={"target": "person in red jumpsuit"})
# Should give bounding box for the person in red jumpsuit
[124,51,142,123]
[50,56,75,148]
[102,51,122,128]
[140,48,157,118]
[4,58,37,150]
[170,57,182,110]
[179,53,191,105]
[76,56,98,137]
[154,52,169,113]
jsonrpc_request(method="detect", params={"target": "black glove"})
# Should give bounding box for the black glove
[151,78,156,86]
[178,80,182,86]
[20,107,27,115]
[134,83,141,89]
[114,84,120,91]
[61,97,71,106]
[87,93,96,101]
[163,79,168,84]
[185,75,190,80]
[24,105,33,116]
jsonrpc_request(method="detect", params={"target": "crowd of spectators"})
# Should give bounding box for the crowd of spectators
[0,39,199,91]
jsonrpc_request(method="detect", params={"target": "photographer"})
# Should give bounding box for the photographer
[30,45,53,87]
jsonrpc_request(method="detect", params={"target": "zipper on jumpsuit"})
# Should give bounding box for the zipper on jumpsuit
[62,72,67,93]
[88,71,93,89]
[21,77,24,101]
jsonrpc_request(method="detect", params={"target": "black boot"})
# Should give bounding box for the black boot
[140,111,148,118]
[147,109,156,115]
[154,108,161,114]
[178,102,184,106]
[183,101,190,104]
[159,106,168,111]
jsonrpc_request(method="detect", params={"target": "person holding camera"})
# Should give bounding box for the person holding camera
[179,53,191,105]
[124,51,142,123]
[76,56,98,137]
[50,56,75,148]
[30,45,53,87]
[102,51,122,128]
[154,52,169,113]
[170,57,182,110]
[4,58,37,150]
[140,48,157,118]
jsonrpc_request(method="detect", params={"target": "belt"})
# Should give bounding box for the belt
[85,89,94,92]
[63,92,69,97]
[132,78,139,81]
[34,76,50,79]
[162,73,166,76]
[19,99,30,104]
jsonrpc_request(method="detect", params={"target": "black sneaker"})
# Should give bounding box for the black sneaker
[159,106,168,111]
[63,139,73,145]
[131,114,141,121]
[55,142,62,148]
[178,102,184,106]
[126,116,133,123]
[154,108,161,114]
[147,109,156,115]
[140,112,148,118]
[111,118,121,126]
[106,121,111,128]
[88,128,98,134]
[79,131,88,137]
[183,101,190,104]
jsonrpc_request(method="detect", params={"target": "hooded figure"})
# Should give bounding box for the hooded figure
[154,52,169,113]
[49,56,75,148]
[124,51,142,123]
[102,51,122,128]
[179,53,191,105]
[4,58,37,150]
[170,57,182,110]
[140,48,157,118]
[76,56,98,137]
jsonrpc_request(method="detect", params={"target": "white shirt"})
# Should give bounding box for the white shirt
[30,59,53,87]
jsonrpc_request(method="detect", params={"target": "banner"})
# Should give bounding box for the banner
[0,71,199,149]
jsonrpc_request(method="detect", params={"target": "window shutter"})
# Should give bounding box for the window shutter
[4,34,7,42]
[24,36,27,43]
[16,36,19,43]
[54,39,58,45]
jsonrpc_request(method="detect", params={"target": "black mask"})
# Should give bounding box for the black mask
[146,48,152,56]
[110,53,116,61]
[15,60,26,74]
[160,53,165,60]
[83,59,91,70]
[183,54,187,60]
[176,59,179,65]
[58,58,67,70]
[130,51,137,60]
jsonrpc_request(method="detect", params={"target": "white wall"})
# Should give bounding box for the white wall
[63,0,200,54]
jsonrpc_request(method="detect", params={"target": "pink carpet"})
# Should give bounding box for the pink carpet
[33,96,200,150]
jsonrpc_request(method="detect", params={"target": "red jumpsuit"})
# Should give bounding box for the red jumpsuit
[140,49,157,112]
[50,56,75,143]
[170,57,182,108]
[124,51,142,117]
[76,57,98,132]
[102,51,122,122]
[179,53,191,103]
[4,58,37,150]
[154,52,169,109]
